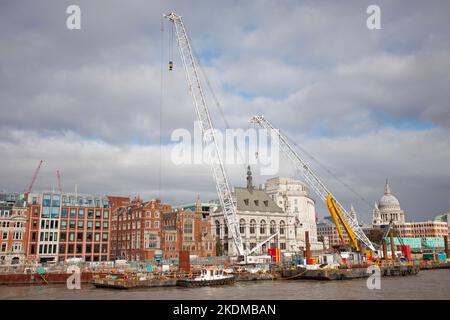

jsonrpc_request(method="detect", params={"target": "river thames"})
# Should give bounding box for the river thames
[1,269,449,300]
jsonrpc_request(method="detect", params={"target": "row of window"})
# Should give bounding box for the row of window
[1,221,24,228]
[59,255,108,262]
[216,220,286,236]
[1,231,23,240]
[118,210,160,221]
[60,220,108,230]
[59,243,108,254]
[40,194,109,208]
[33,243,108,255]
[60,232,108,242]
[61,208,109,219]
[113,220,159,230]
[1,243,22,252]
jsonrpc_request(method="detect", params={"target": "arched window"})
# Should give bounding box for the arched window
[250,219,256,234]
[215,220,220,237]
[260,220,266,235]
[279,220,285,235]
[270,220,276,234]
[239,219,246,234]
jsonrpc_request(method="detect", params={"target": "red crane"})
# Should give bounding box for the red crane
[56,170,63,193]
[26,160,43,194]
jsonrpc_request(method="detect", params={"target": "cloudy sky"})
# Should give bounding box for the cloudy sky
[1,0,449,223]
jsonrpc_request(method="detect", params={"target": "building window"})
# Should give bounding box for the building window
[103,221,108,229]
[260,220,266,235]
[270,220,276,234]
[102,233,108,241]
[280,221,285,235]
[154,211,160,218]
[88,210,94,219]
[95,210,101,218]
[87,221,93,229]
[2,232,7,240]
[95,221,101,230]
[250,220,256,234]
[103,210,109,219]
[95,233,100,242]
[78,221,84,229]
[184,221,193,234]
[69,233,75,241]
[69,220,75,229]
[154,221,159,229]
[215,220,220,237]
[239,219,246,234]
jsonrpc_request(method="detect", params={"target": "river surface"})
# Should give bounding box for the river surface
[1,269,450,300]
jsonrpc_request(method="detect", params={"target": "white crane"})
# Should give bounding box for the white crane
[250,115,375,251]
[163,12,245,256]
[164,12,278,258]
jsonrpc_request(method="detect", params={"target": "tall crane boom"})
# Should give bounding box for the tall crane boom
[164,12,245,256]
[26,160,43,194]
[250,115,375,251]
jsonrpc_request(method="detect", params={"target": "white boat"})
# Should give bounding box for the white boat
[178,267,235,287]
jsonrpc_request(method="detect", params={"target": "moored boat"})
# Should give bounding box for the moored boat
[177,267,235,287]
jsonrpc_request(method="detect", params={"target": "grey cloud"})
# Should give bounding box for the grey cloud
[0,0,450,221]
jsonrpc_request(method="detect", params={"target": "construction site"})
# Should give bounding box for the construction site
[1,11,449,292]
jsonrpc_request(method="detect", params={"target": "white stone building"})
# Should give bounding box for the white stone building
[372,180,406,226]
[264,177,321,251]
[211,170,322,256]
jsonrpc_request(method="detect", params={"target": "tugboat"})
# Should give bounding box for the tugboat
[177,267,235,287]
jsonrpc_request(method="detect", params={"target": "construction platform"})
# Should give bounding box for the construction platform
[280,265,419,280]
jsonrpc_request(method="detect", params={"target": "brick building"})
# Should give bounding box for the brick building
[162,198,216,259]
[26,192,112,263]
[0,194,28,266]
[395,221,448,238]
[110,198,172,261]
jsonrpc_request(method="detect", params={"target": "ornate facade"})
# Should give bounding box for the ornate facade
[211,168,322,256]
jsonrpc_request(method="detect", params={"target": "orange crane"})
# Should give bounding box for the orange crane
[24,160,43,200]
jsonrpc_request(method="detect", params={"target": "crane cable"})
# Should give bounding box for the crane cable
[158,15,164,199]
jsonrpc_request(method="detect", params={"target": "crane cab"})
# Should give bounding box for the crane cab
[168,61,173,71]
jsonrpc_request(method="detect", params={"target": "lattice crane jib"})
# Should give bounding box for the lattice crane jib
[250,115,375,251]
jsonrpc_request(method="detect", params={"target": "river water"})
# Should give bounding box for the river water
[1,269,449,300]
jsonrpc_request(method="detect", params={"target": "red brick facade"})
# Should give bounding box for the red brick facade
[110,199,172,261]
